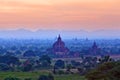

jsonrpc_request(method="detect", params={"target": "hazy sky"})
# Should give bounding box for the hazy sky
[0,0,120,31]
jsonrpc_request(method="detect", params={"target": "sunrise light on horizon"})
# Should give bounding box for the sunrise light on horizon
[0,0,120,31]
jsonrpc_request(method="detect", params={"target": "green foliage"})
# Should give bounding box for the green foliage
[58,70,65,75]
[48,74,54,80]
[38,75,48,80]
[0,71,86,80]
[66,64,72,72]
[38,74,54,80]
[0,63,11,71]
[24,78,32,80]
[54,60,65,69]
[23,50,36,57]
[23,64,33,72]
[85,61,120,80]
[0,55,20,65]
[4,77,21,80]
[39,55,51,67]
[108,65,120,80]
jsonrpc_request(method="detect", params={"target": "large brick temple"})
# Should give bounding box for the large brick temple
[52,35,69,55]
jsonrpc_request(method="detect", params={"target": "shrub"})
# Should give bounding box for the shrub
[24,78,32,80]
[38,74,54,80]
[85,61,120,80]
[58,70,64,75]
[38,75,49,80]
[4,77,21,80]
[48,74,54,80]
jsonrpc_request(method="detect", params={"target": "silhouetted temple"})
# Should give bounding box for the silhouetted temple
[92,41,98,50]
[90,41,101,55]
[52,35,69,55]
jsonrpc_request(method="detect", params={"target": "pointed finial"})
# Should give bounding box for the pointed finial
[59,34,60,37]
[58,34,61,41]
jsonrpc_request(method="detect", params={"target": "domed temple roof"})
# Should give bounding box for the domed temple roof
[52,35,69,55]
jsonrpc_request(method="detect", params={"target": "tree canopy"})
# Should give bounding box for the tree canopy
[85,61,120,80]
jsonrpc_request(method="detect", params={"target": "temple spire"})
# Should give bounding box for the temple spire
[92,41,97,49]
[58,34,61,41]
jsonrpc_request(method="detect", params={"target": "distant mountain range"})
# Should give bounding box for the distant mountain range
[0,29,119,39]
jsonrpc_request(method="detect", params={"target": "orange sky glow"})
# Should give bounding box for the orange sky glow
[0,0,120,31]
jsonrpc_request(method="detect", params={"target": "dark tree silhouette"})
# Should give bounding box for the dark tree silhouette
[54,60,65,69]
[23,50,36,57]
[85,61,120,80]
[39,55,51,67]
